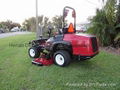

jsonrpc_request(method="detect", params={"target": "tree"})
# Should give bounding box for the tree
[104,0,117,26]
[87,0,118,46]
[52,15,63,30]
[116,0,120,24]
[22,16,50,33]
[0,20,21,32]
[87,9,111,46]
[42,17,49,32]
[114,0,120,48]
[22,19,31,31]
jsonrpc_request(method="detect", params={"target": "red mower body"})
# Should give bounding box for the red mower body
[63,33,99,57]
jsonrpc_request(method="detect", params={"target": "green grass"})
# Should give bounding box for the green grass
[0,34,120,90]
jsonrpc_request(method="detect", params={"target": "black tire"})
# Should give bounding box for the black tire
[53,50,71,67]
[28,47,40,58]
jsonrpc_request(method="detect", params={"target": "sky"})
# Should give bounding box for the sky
[0,0,103,24]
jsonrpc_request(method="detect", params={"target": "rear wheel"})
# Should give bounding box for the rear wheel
[53,50,71,67]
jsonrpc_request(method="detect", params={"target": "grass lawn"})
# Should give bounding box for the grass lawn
[0,33,120,90]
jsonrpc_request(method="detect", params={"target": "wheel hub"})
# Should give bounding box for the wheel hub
[30,49,35,57]
[55,54,65,65]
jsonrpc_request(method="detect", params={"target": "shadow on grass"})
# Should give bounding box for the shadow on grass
[69,58,102,71]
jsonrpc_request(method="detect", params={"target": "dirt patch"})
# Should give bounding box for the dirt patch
[100,47,120,55]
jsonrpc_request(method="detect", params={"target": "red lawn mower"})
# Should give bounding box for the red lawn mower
[28,6,99,67]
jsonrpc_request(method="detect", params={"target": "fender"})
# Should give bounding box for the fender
[51,41,72,53]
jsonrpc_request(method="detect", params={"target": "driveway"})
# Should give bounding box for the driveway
[0,32,32,39]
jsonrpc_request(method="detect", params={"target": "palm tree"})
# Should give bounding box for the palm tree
[87,0,117,46]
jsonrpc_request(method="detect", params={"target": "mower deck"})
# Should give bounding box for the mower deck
[32,58,53,66]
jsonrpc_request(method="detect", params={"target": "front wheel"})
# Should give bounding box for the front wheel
[28,47,40,58]
[53,50,71,67]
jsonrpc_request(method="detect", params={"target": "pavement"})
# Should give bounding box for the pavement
[0,32,32,39]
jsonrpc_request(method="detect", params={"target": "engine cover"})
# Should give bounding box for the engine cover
[63,33,99,56]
